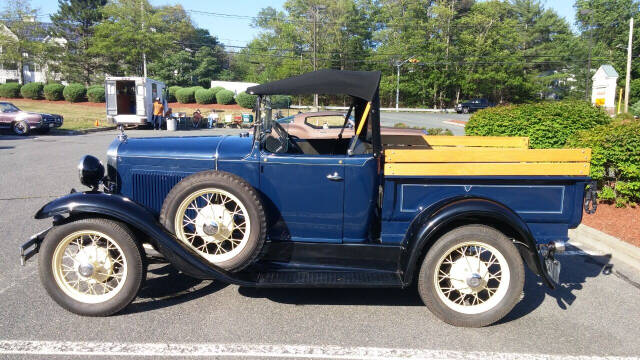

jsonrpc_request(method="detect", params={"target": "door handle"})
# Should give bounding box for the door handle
[326,172,343,181]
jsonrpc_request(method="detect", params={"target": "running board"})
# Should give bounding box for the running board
[255,271,403,288]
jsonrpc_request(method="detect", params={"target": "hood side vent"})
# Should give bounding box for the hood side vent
[131,170,191,214]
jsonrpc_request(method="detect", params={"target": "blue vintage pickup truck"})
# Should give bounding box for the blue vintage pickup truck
[21,70,596,327]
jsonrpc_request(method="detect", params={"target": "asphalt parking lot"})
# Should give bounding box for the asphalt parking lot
[0,128,639,359]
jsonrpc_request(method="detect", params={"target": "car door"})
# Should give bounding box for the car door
[260,153,345,243]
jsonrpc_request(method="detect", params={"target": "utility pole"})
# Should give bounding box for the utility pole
[581,9,594,101]
[141,0,147,77]
[624,17,634,113]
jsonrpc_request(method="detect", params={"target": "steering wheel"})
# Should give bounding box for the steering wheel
[270,121,302,154]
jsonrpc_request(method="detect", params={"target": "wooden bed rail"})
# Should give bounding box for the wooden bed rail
[384,148,592,176]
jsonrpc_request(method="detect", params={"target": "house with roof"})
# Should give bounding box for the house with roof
[591,64,619,114]
[0,21,62,84]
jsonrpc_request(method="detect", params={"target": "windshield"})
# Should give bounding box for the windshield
[0,103,20,112]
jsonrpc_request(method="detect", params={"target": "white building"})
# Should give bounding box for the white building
[210,80,258,95]
[591,64,619,114]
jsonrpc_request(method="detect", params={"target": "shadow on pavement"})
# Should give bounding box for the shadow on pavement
[499,249,612,324]
[120,264,228,315]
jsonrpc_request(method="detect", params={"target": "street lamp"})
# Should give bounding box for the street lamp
[396,56,418,111]
[580,9,593,101]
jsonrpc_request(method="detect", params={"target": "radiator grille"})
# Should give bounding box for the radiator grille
[131,170,189,214]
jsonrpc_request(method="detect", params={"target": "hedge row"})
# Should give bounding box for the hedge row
[466,100,611,148]
[466,100,639,205]
[168,86,291,108]
[567,120,640,206]
[0,82,106,103]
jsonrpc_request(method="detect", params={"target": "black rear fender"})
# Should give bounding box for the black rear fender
[400,197,553,288]
[35,191,254,285]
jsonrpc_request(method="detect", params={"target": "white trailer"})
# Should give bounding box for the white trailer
[105,77,166,126]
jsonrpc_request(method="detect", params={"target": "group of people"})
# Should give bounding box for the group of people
[152,98,209,130]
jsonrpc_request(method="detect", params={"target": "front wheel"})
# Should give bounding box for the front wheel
[418,225,524,327]
[12,120,30,136]
[39,218,145,316]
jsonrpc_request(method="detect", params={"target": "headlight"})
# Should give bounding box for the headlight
[78,155,105,190]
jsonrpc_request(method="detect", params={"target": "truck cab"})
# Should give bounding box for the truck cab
[24,70,596,327]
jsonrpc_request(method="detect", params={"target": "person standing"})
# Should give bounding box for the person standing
[152,97,164,130]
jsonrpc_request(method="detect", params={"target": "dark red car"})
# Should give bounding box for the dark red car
[0,102,63,135]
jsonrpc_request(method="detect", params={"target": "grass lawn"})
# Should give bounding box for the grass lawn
[4,98,299,131]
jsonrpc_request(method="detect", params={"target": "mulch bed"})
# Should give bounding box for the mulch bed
[582,203,640,247]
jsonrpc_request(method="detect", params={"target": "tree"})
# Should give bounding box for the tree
[50,0,107,85]
[0,0,49,84]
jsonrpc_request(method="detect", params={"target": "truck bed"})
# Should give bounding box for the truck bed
[383,135,591,176]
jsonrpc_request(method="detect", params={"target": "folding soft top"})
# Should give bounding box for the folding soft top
[246,69,381,102]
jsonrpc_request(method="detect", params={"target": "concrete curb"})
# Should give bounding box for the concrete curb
[569,224,640,272]
[51,126,117,135]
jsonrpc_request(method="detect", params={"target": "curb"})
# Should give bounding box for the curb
[51,126,117,135]
[569,224,640,272]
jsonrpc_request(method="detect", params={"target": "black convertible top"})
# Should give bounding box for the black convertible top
[246,69,381,102]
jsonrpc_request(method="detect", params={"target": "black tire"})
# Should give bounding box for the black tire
[12,120,30,136]
[160,170,266,271]
[462,107,469,114]
[39,218,145,316]
[417,225,524,327]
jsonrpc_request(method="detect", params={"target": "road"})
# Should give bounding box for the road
[0,129,639,359]
[380,111,468,135]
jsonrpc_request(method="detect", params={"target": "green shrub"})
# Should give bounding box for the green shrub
[566,120,640,204]
[20,82,44,99]
[63,83,86,102]
[210,86,224,95]
[466,101,611,149]
[87,84,103,92]
[195,89,216,104]
[630,101,640,117]
[175,87,196,103]
[168,86,182,102]
[271,95,292,109]
[426,128,453,135]
[87,86,105,102]
[216,89,235,105]
[43,83,65,101]
[0,82,22,98]
[235,92,257,108]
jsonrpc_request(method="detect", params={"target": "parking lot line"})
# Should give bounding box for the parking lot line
[0,340,636,359]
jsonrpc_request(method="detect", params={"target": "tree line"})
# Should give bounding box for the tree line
[1,0,639,108]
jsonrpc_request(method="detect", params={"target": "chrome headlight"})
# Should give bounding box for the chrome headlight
[78,155,105,190]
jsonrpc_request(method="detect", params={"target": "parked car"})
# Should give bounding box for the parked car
[22,70,596,327]
[278,111,425,139]
[0,102,63,135]
[455,98,493,114]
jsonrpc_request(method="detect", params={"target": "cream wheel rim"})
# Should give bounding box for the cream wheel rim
[433,241,510,315]
[52,230,128,304]
[174,188,251,264]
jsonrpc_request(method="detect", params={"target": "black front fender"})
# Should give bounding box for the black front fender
[400,197,554,288]
[35,191,255,285]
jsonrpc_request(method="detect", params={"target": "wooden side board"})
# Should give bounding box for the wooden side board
[385,148,592,163]
[422,136,530,148]
[384,162,591,176]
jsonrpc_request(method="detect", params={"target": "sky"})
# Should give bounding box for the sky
[28,0,576,49]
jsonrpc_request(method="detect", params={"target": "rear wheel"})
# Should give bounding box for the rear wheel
[418,225,524,327]
[39,218,145,316]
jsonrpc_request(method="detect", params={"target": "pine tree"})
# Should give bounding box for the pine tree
[50,0,107,85]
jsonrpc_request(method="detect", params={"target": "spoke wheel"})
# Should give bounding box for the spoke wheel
[52,230,127,304]
[434,241,510,315]
[418,225,524,327]
[174,188,251,264]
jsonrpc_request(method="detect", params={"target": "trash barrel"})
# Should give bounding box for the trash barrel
[166,118,177,131]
